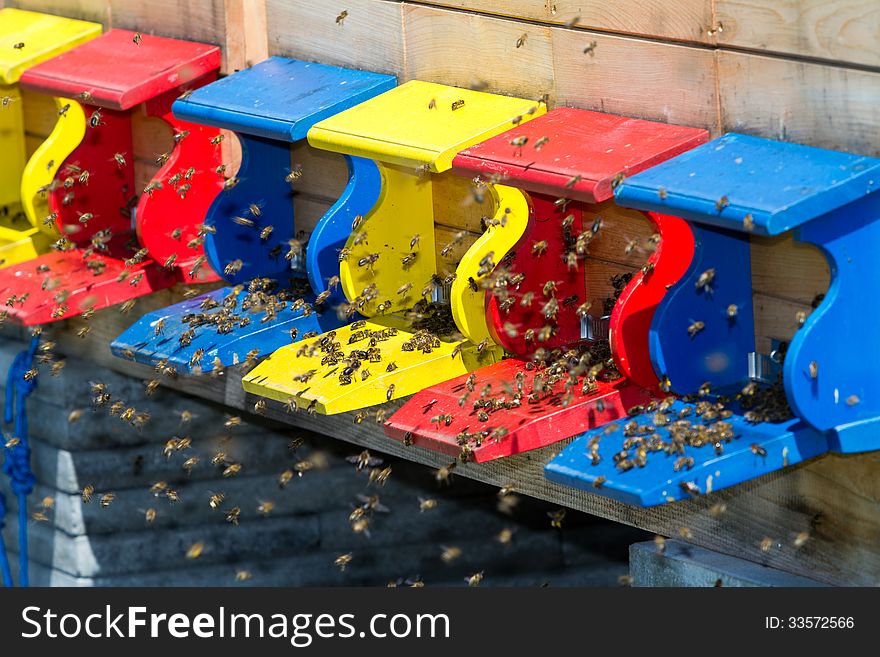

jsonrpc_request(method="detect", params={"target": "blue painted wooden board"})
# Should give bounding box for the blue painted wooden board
[548,133,880,506]
[544,399,829,506]
[111,287,337,372]
[616,133,880,236]
[647,222,755,395]
[172,57,396,142]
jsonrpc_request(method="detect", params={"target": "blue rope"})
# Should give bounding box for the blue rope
[0,492,12,586]
[2,335,39,587]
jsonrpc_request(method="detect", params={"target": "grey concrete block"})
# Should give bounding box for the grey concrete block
[2,513,321,578]
[19,433,306,495]
[630,540,828,587]
[7,530,566,587]
[2,467,381,535]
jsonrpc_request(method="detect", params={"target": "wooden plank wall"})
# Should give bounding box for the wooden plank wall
[5,0,880,584]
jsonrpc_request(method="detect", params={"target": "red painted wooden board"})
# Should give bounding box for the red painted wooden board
[452,107,709,203]
[485,193,587,354]
[0,251,176,325]
[383,359,658,462]
[50,104,134,257]
[136,88,224,280]
[610,212,694,388]
[18,29,220,111]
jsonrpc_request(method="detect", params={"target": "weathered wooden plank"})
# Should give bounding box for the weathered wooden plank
[750,234,829,306]
[223,0,269,72]
[402,4,555,101]
[719,50,880,157]
[551,25,719,130]
[4,0,108,24]
[417,0,713,44]
[109,1,227,57]
[266,0,405,76]
[717,0,880,69]
[21,302,877,586]
[752,291,812,354]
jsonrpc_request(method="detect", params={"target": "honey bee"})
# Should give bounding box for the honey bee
[113,152,127,168]
[336,10,348,25]
[451,99,465,111]
[548,508,566,528]
[232,216,255,228]
[708,502,727,517]
[225,507,241,525]
[531,240,548,256]
[144,508,157,524]
[285,165,303,183]
[235,570,252,582]
[31,511,49,523]
[583,40,598,56]
[793,531,810,548]
[209,492,225,510]
[695,268,715,293]
[210,133,225,145]
[715,196,729,212]
[679,481,701,496]
[335,553,353,571]
[186,542,205,559]
[466,571,484,587]
[516,33,527,48]
[278,469,294,489]
[401,252,418,269]
[89,109,104,128]
[223,176,241,191]
[435,461,456,485]
[100,492,115,508]
[727,303,738,319]
[257,500,276,516]
[419,497,438,512]
[223,463,242,477]
[687,320,705,337]
[750,443,767,457]
[132,32,142,45]
[846,394,860,406]
[81,485,95,504]
[173,130,190,143]
[654,535,667,554]
[759,537,774,552]
[534,135,550,149]
[440,546,462,564]
[743,214,755,231]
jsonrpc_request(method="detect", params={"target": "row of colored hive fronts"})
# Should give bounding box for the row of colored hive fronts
[2,8,879,507]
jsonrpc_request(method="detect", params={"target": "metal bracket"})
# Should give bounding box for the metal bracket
[580,314,611,342]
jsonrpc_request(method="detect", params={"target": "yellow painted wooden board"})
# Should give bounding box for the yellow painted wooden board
[242,316,502,415]
[0,9,102,84]
[0,83,25,209]
[450,183,529,345]
[20,97,87,229]
[339,162,437,318]
[307,80,545,173]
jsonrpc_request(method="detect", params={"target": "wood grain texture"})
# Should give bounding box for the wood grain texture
[266,0,405,76]
[402,4,555,101]
[551,26,719,130]
[418,0,713,43]
[719,50,880,156]
[717,0,880,68]
[224,0,269,72]
[10,302,876,586]
[4,0,108,24]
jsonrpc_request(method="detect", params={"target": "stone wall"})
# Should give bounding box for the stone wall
[0,336,644,586]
